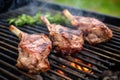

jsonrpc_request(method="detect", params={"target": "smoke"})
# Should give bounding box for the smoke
[26,0,105,21]
[27,0,48,15]
[26,1,39,15]
[55,0,105,21]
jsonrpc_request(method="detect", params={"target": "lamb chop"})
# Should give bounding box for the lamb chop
[9,25,52,74]
[63,9,113,44]
[40,16,84,55]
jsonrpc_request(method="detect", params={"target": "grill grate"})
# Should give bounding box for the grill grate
[0,1,120,80]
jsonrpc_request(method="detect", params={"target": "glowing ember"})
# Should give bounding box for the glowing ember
[57,70,65,75]
[57,65,66,75]
[57,58,94,75]
[76,65,82,70]
[74,58,82,63]
[70,62,76,67]
[83,67,89,72]
[70,58,94,74]
[62,65,66,68]
[90,72,94,75]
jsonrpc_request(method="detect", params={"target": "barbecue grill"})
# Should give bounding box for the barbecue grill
[0,1,120,80]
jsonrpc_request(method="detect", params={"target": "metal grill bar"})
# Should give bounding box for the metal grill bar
[105,43,120,50]
[50,63,88,80]
[80,51,114,65]
[109,40,120,46]
[83,48,120,63]
[0,1,120,80]
[0,52,16,63]
[0,67,22,80]
[49,55,98,79]
[0,40,17,50]
[0,33,18,45]
[49,70,72,80]
[73,53,108,69]
[113,33,120,38]
[112,31,120,36]
[0,75,9,80]
[112,37,120,42]
[59,54,102,73]
[87,44,120,58]
[96,44,120,54]
[0,46,17,57]
[84,45,120,62]
[0,60,35,80]
[41,72,55,80]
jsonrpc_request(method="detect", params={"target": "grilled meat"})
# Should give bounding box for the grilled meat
[9,25,52,74]
[63,9,113,44]
[40,16,84,55]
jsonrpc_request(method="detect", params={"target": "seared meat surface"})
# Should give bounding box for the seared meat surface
[40,16,84,55]
[63,9,113,44]
[9,25,52,74]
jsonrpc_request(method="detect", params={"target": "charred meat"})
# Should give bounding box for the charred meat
[40,16,84,55]
[63,9,113,44]
[9,25,52,74]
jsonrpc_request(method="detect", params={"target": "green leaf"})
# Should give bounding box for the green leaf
[8,18,16,24]
[7,12,70,26]
[14,19,24,26]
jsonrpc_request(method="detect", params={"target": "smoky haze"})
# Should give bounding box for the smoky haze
[27,0,105,21]
[48,0,105,21]
[27,0,49,15]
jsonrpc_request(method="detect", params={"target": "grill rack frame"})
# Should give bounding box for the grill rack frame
[0,1,120,80]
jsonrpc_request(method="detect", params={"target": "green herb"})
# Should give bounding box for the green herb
[47,13,69,24]
[8,12,69,26]
[8,12,41,26]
